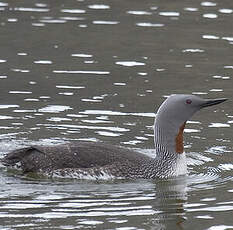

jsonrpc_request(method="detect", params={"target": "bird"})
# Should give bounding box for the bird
[1,94,227,180]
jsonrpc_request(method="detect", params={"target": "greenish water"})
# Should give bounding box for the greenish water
[0,0,232,229]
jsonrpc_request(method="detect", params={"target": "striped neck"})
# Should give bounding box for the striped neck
[154,119,186,157]
[153,119,188,178]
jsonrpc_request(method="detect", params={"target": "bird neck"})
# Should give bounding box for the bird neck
[154,118,186,157]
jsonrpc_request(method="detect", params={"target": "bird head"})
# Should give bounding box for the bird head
[157,94,227,127]
[155,94,227,153]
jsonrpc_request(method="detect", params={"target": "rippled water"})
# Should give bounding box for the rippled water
[0,0,232,229]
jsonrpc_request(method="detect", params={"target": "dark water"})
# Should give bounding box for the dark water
[0,0,233,229]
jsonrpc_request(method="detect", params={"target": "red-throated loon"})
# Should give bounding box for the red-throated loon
[1,94,227,179]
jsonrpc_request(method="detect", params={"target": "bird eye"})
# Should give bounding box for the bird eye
[186,99,192,104]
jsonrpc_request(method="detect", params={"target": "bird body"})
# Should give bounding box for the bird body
[1,94,227,179]
[2,142,186,179]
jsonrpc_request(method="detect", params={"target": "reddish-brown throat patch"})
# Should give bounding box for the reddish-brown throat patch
[175,122,186,154]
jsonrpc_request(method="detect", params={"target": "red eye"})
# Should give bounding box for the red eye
[186,99,192,104]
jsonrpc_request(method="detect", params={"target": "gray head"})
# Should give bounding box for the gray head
[156,94,227,128]
[154,94,227,154]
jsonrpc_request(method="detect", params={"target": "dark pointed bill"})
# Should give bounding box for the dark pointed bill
[201,98,228,108]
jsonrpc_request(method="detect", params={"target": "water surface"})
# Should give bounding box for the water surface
[0,0,232,229]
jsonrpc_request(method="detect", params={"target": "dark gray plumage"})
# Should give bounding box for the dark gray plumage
[2,142,166,179]
[1,94,227,179]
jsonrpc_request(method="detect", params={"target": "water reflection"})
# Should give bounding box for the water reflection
[203,13,218,18]
[53,70,110,74]
[0,0,232,228]
[116,61,145,67]
[2,146,231,229]
[0,175,188,230]
[14,7,50,12]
